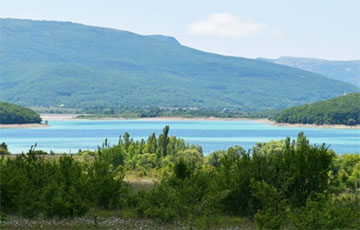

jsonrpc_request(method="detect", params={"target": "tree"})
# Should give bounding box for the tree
[147,133,157,154]
[0,142,8,150]
[0,142,9,155]
[159,126,170,157]
[124,132,131,151]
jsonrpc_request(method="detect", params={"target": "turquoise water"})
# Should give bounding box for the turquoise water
[1,120,359,154]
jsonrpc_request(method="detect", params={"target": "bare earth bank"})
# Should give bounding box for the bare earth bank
[270,121,360,129]
[0,123,49,129]
[41,113,81,120]
[2,114,358,129]
[40,114,271,122]
[41,114,360,129]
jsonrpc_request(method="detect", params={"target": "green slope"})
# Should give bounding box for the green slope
[0,101,42,124]
[259,56,360,87]
[0,18,358,111]
[275,93,360,125]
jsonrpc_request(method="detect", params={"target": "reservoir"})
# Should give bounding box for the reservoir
[1,119,359,154]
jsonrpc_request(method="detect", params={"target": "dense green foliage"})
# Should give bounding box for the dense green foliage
[0,101,42,124]
[259,56,360,87]
[0,142,10,155]
[1,127,359,229]
[275,93,360,125]
[0,146,127,218]
[1,19,358,111]
[77,107,278,119]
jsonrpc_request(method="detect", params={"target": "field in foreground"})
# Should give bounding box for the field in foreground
[1,215,256,230]
[1,127,359,230]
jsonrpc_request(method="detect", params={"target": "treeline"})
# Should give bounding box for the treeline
[0,101,42,124]
[1,128,360,229]
[275,93,360,125]
[77,107,277,119]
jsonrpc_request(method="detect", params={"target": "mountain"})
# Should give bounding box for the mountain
[0,101,42,124]
[0,18,358,111]
[275,93,360,125]
[258,57,360,87]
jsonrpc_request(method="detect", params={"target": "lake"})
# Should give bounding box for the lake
[1,119,359,154]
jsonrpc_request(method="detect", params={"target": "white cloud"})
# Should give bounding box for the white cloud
[187,13,281,39]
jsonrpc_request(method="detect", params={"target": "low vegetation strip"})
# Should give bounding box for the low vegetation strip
[0,216,190,230]
[275,92,360,125]
[1,127,360,229]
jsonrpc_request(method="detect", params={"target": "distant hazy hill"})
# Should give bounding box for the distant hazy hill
[258,57,360,87]
[0,19,358,111]
[275,93,360,125]
[0,101,42,124]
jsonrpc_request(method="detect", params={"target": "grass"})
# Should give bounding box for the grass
[0,214,257,230]
[125,177,157,193]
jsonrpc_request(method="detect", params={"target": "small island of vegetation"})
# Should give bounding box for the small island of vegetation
[275,93,360,126]
[0,101,42,124]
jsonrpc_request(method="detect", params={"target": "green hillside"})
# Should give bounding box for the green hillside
[275,93,360,125]
[0,18,358,111]
[259,56,360,87]
[0,101,42,124]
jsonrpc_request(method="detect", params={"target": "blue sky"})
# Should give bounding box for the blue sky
[1,0,359,60]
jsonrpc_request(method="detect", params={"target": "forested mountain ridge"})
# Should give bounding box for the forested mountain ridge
[275,93,360,125]
[258,56,360,87]
[0,101,42,124]
[0,18,358,111]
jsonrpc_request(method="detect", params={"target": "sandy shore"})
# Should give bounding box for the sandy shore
[41,114,270,122]
[41,114,81,120]
[115,117,270,122]
[37,114,360,129]
[0,123,50,129]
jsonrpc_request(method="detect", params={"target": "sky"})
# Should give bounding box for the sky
[1,0,359,60]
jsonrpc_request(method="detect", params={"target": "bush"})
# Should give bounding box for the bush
[288,194,360,230]
[0,147,9,155]
[87,159,129,209]
[135,160,213,223]
[41,156,90,218]
[252,180,285,230]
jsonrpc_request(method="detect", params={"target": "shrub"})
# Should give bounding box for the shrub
[288,194,360,230]
[252,180,285,230]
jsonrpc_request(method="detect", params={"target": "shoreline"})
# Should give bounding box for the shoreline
[270,121,360,129]
[1,114,358,130]
[41,114,81,120]
[0,123,50,129]
[95,117,271,122]
[40,114,270,122]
